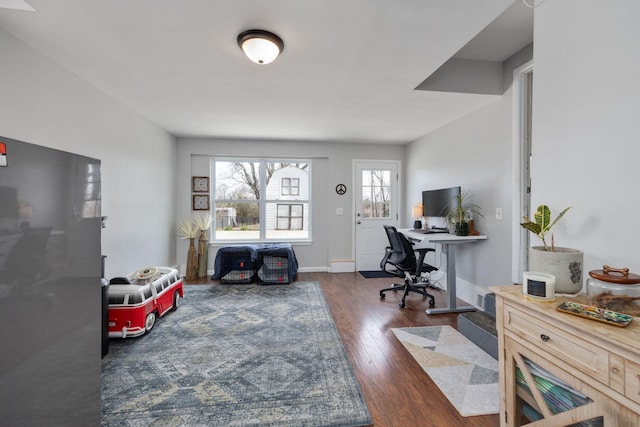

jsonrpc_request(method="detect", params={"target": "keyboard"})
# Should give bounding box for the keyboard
[423,229,449,234]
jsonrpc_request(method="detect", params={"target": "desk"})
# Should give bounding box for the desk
[401,229,487,314]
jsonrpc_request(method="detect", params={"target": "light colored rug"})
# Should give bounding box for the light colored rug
[391,325,499,417]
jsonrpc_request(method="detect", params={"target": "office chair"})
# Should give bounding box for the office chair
[379,225,437,309]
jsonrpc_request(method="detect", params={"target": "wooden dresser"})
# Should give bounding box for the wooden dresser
[491,285,640,426]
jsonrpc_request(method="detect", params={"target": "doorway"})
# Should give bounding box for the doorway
[353,160,400,271]
[512,60,533,283]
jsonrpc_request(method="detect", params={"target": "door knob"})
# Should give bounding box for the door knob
[357,221,361,225]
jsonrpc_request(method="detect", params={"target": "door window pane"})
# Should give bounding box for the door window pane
[361,169,391,219]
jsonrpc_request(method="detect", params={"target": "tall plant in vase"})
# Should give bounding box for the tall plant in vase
[177,218,200,280]
[445,190,483,236]
[194,213,213,278]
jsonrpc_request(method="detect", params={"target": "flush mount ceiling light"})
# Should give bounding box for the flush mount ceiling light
[237,29,284,65]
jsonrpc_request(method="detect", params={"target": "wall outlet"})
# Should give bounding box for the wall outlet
[496,207,503,220]
[336,207,343,215]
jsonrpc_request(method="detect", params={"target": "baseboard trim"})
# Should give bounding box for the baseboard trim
[328,260,355,273]
[455,277,490,310]
[298,266,329,273]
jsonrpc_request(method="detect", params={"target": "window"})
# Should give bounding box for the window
[277,204,303,230]
[281,178,299,196]
[361,169,391,218]
[108,295,125,305]
[212,159,310,241]
[128,293,143,304]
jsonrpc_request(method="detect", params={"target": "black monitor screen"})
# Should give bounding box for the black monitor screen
[421,186,461,217]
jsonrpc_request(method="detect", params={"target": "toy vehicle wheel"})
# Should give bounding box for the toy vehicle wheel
[171,292,180,311]
[144,312,157,332]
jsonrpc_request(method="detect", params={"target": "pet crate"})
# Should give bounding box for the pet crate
[257,255,290,284]
[221,269,255,284]
[212,246,257,283]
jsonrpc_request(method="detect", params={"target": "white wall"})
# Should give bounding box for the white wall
[405,93,514,299]
[404,43,533,304]
[0,30,177,277]
[531,1,640,276]
[176,137,404,271]
[406,0,640,306]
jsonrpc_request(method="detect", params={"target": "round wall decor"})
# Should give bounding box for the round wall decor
[335,184,347,195]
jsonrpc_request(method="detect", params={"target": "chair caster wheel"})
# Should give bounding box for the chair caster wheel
[380,292,386,299]
[399,302,405,308]
[428,299,435,308]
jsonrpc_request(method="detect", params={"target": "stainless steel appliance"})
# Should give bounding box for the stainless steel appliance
[0,135,102,426]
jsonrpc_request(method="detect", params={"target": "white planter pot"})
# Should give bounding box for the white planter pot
[528,246,583,294]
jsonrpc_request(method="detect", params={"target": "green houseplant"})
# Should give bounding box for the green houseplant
[520,204,583,293]
[520,204,572,251]
[445,190,483,236]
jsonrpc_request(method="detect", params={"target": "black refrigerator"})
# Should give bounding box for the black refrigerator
[0,135,102,426]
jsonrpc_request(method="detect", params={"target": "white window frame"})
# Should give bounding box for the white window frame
[211,157,311,243]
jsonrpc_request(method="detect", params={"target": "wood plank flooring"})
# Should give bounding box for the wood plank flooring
[186,272,499,427]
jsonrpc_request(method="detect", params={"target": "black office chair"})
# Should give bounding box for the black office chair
[379,225,438,308]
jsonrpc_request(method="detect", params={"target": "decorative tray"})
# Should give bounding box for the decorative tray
[556,301,633,327]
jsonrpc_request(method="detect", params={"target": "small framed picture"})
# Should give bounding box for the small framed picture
[192,176,209,193]
[192,195,209,211]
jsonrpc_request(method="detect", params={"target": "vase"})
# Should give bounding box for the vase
[197,230,209,278]
[454,221,469,236]
[528,246,583,294]
[186,237,198,281]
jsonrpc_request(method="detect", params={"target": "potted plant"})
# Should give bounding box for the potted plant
[520,205,583,293]
[445,190,483,236]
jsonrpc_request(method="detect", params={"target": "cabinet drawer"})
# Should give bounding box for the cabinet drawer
[625,359,640,405]
[503,303,609,384]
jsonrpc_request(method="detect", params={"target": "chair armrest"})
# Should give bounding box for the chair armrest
[415,247,435,254]
[414,248,437,274]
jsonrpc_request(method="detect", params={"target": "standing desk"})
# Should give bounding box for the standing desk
[400,229,487,314]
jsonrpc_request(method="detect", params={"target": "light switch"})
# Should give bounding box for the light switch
[336,208,343,215]
[496,207,503,220]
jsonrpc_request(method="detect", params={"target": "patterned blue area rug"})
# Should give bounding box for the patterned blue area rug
[392,325,499,417]
[102,282,372,427]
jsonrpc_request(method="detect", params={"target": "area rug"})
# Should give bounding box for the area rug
[358,270,396,279]
[391,325,499,417]
[102,282,372,427]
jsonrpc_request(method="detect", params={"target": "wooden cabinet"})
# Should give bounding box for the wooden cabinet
[491,286,640,426]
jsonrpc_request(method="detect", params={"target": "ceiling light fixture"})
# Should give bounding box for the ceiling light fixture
[237,29,284,65]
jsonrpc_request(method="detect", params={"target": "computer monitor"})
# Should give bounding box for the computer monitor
[421,186,461,217]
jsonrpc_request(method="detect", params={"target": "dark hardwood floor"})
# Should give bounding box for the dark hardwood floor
[186,272,499,427]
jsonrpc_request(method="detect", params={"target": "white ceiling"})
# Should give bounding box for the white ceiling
[0,0,532,144]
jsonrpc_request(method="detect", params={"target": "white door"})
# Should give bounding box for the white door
[354,160,400,271]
